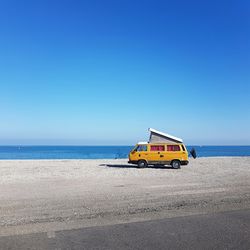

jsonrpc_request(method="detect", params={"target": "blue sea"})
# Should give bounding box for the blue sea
[0,146,249,160]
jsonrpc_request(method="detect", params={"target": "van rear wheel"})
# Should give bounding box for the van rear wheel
[171,160,181,169]
[138,160,147,168]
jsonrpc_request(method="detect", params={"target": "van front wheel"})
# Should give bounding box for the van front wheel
[171,160,181,169]
[138,160,147,168]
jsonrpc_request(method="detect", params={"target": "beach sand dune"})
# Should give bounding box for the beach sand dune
[0,157,250,236]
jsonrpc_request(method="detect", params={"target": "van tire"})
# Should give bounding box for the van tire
[171,160,181,169]
[138,160,147,168]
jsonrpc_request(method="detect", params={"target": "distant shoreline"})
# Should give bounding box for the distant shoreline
[0,156,250,161]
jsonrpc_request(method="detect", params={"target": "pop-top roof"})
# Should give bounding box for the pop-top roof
[149,128,183,143]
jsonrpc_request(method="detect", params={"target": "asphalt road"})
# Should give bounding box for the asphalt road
[1,209,249,250]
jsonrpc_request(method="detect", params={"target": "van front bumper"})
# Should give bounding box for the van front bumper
[181,160,189,165]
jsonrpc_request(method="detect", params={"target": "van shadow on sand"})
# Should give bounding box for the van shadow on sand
[99,164,173,169]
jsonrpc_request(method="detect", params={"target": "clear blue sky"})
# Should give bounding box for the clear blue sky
[0,0,249,145]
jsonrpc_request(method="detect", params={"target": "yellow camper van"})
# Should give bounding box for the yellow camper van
[128,128,189,169]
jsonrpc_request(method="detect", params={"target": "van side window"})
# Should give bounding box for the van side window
[150,145,165,151]
[137,145,147,152]
[181,145,185,151]
[167,145,180,151]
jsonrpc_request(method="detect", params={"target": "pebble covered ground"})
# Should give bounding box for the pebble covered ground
[0,157,250,236]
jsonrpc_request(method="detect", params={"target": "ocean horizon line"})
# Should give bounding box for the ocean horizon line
[0,145,250,159]
[0,145,250,147]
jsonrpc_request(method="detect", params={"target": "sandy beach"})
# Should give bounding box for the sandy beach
[0,157,250,237]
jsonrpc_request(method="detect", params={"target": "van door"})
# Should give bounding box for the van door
[132,145,148,161]
[149,145,165,163]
